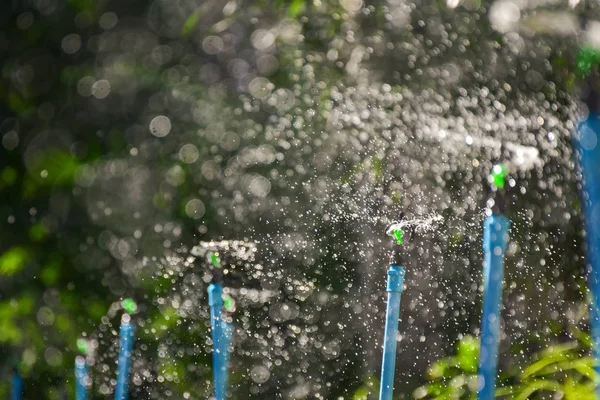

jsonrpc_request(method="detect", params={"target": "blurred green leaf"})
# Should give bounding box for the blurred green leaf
[522,341,578,378]
[40,262,60,286]
[27,150,80,186]
[68,0,94,13]
[181,11,201,37]
[457,335,479,373]
[0,167,18,189]
[352,386,369,400]
[514,379,562,400]
[426,358,452,379]
[29,223,48,242]
[0,247,31,276]
[288,0,306,18]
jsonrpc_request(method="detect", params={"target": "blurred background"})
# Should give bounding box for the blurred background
[0,0,597,398]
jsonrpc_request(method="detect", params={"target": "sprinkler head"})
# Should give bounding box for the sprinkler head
[486,163,509,214]
[223,294,235,312]
[191,240,258,285]
[386,218,410,266]
[77,338,89,355]
[489,163,507,189]
[385,214,443,265]
[122,298,137,314]
[576,45,600,78]
[211,252,221,268]
[393,228,404,244]
[386,224,405,245]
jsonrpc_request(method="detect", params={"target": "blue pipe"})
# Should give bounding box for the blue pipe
[11,369,22,400]
[75,356,88,400]
[477,214,510,400]
[114,315,135,400]
[222,321,233,394]
[577,112,600,398]
[208,283,227,400]
[378,264,406,400]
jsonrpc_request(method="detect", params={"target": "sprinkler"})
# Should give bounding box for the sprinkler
[379,214,441,400]
[75,337,96,400]
[191,240,257,400]
[379,222,406,400]
[114,299,136,400]
[207,252,228,400]
[477,164,510,400]
[11,362,21,400]
[75,355,88,400]
[414,119,540,399]
[575,43,600,398]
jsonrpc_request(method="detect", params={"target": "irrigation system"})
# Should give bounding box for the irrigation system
[191,240,257,400]
[75,356,88,400]
[576,70,600,397]
[114,313,135,400]
[477,165,511,400]
[378,221,407,400]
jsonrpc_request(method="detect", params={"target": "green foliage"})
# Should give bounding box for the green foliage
[414,335,479,399]
[287,0,306,18]
[275,0,307,18]
[353,376,379,400]
[0,295,34,343]
[416,333,598,400]
[181,11,201,37]
[26,149,80,187]
[0,166,17,189]
[0,247,31,276]
[500,339,597,400]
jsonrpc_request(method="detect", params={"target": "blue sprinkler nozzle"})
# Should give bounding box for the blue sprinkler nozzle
[114,314,135,400]
[576,110,600,398]
[477,214,510,400]
[75,356,88,400]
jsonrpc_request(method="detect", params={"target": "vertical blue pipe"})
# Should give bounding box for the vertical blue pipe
[75,356,88,400]
[378,264,406,400]
[221,321,233,395]
[114,315,135,400]
[477,214,510,400]
[208,283,227,400]
[11,369,22,400]
[577,112,600,398]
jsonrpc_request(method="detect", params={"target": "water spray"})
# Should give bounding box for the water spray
[191,240,257,400]
[422,125,543,174]
[379,214,441,400]
[114,299,137,400]
[477,164,511,400]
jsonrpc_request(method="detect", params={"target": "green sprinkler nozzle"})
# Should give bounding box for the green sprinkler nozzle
[122,298,137,314]
[223,294,235,312]
[489,164,507,189]
[576,45,600,78]
[386,222,405,245]
[393,229,404,244]
[211,252,221,268]
[77,338,88,354]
